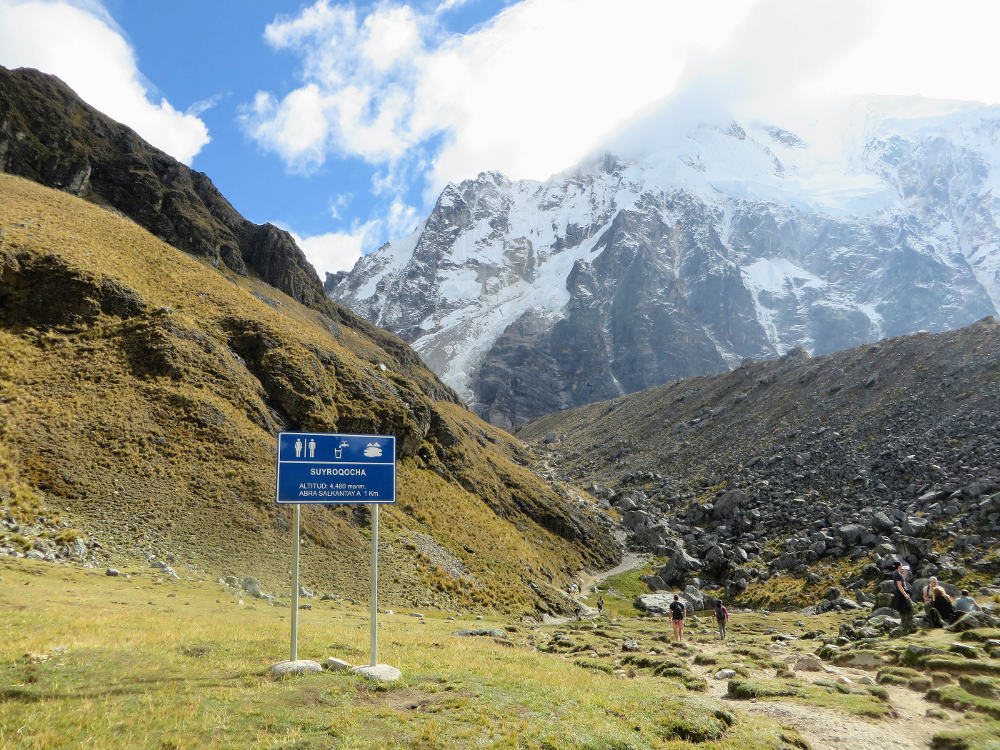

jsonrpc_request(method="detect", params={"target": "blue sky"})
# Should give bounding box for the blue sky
[2,0,999,279]
[100,0,511,262]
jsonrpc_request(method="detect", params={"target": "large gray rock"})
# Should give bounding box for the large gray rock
[242,577,267,599]
[657,548,702,586]
[270,660,323,677]
[947,611,998,632]
[452,629,508,639]
[681,585,705,611]
[351,664,402,682]
[837,524,865,544]
[712,490,746,520]
[635,593,689,616]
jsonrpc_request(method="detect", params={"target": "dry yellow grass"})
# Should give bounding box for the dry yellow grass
[0,174,615,613]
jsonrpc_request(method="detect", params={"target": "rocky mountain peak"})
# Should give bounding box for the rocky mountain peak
[331,99,1000,428]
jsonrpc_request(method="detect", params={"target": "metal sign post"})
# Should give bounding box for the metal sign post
[370,503,378,667]
[290,503,300,661]
[275,432,396,667]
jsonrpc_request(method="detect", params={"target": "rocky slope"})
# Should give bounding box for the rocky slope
[0,173,618,614]
[0,65,327,309]
[330,99,1000,429]
[518,319,1000,607]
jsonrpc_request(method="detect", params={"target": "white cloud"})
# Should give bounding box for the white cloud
[243,0,755,189]
[242,85,331,172]
[293,223,377,276]
[361,5,421,71]
[249,0,1000,244]
[328,192,353,220]
[291,197,417,277]
[385,199,418,237]
[0,0,210,164]
[811,0,1000,106]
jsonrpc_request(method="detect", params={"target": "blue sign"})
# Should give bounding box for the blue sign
[275,432,396,504]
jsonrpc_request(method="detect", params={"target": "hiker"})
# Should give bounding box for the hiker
[953,590,981,623]
[669,594,685,641]
[714,600,729,640]
[891,561,913,633]
[924,578,956,626]
[596,596,604,615]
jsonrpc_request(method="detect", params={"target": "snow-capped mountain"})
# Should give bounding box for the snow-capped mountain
[329,97,1000,429]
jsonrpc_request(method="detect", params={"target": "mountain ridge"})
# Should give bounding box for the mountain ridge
[518,317,1000,606]
[0,66,327,311]
[330,99,1000,428]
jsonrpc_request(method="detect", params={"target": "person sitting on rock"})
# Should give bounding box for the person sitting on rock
[954,589,981,617]
[891,561,913,634]
[924,577,956,626]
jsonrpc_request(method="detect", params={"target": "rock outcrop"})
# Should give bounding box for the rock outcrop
[0,65,324,308]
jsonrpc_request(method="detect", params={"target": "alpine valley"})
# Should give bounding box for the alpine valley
[329,97,1000,429]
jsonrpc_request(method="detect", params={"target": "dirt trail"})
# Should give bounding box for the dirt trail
[688,639,954,750]
[573,557,959,748]
[577,552,648,594]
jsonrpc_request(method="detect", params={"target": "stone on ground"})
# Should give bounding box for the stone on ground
[325,657,352,672]
[270,659,323,677]
[453,629,508,639]
[351,664,402,683]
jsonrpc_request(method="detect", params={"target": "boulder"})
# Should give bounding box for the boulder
[452,629,508,639]
[270,660,323,677]
[681,585,705,611]
[795,655,824,672]
[871,512,894,532]
[351,664,402,683]
[635,594,682,617]
[242,577,267,599]
[712,490,746,520]
[657,548,702,586]
[902,516,930,536]
[837,524,865,544]
[948,643,979,659]
[947,611,998,632]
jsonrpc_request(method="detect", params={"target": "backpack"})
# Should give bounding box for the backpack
[716,605,728,620]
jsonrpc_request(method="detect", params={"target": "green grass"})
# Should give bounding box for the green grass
[0,557,811,750]
[927,686,1000,719]
[727,676,893,718]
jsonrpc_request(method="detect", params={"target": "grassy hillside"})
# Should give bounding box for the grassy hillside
[0,174,617,614]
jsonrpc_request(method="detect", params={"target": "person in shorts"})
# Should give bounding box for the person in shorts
[669,594,685,641]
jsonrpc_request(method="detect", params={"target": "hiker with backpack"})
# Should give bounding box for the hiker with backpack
[714,600,729,639]
[669,594,686,641]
